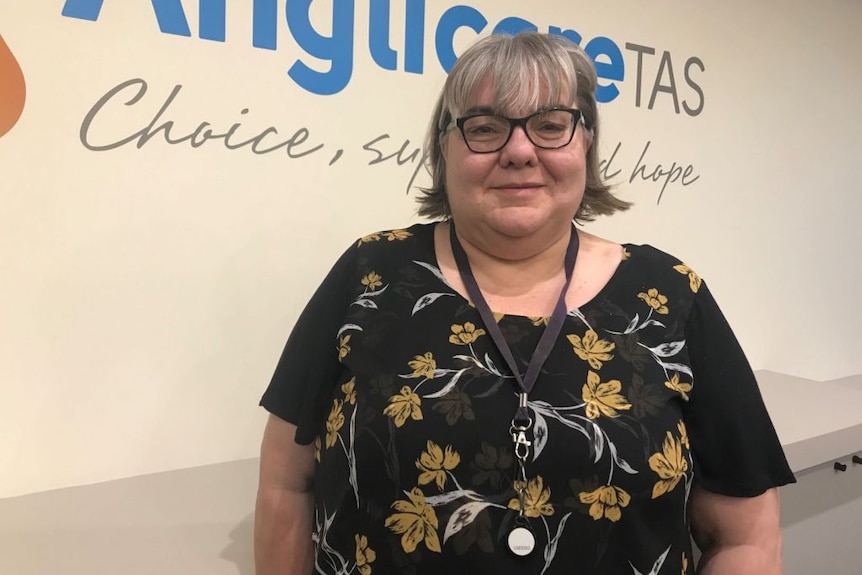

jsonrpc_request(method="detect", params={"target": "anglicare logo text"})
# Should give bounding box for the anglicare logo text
[61,0,705,115]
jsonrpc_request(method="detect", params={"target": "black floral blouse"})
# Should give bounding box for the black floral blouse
[261,223,794,575]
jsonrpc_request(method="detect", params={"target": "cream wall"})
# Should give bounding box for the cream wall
[1,0,860,498]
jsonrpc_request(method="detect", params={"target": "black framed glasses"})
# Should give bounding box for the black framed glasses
[451,107,585,154]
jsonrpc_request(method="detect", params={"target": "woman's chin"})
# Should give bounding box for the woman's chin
[482,208,569,239]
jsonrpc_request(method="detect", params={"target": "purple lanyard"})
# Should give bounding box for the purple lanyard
[448,223,579,426]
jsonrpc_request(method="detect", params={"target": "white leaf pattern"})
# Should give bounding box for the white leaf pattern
[347,405,359,508]
[629,544,671,575]
[442,501,497,543]
[567,308,592,330]
[531,402,592,441]
[657,361,694,379]
[542,512,573,575]
[645,340,685,358]
[412,292,455,315]
[453,354,482,368]
[424,489,486,506]
[484,353,502,376]
[422,369,466,398]
[359,285,389,298]
[336,323,362,337]
[609,441,639,475]
[315,508,349,574]
[533,410,549,460]
[591,421,605,463]
[413,260,450,285]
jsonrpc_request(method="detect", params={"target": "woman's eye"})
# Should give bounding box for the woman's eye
[466,123,505,136]
[535,122,566,133]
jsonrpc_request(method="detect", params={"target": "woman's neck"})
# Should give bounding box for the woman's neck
[451,221,572,297]
[434,221,623,317]
[435,221,573,315]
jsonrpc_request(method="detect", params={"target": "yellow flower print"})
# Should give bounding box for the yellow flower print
[449,322,486,345]
[665,373,693,401]
[529,316,550,327]
[567,329,616,370]
[358,232,381,244]
[338,335,351,361]
[467,303,504,323]
[649,431,689,499]
[325,399,345,449]
[384,487,441,554]
[383,386,423,427]
[354,534,376,575]
[407,352,436,379]
[384,229,412,241]
[361,271,383,290]
[677,421,690,450]
[313,435,321,462]
[578,484,631,522]
[637,288,670,314]
[416,441,461,490]
[507,476,554,518]
[674,263,702,293]
[342,377,357,405]
[582,371,632,419]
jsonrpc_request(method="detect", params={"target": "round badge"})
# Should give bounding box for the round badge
[507,525,536,557]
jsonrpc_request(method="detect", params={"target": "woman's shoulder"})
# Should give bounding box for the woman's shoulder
[352,222,435,254]
[610,243,704,301]
[342,223,439,283]
[621,243,700,275]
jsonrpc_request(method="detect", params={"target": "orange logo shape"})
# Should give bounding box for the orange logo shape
[0,33,27,138]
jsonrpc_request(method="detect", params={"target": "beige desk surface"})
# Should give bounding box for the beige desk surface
[755,370,862,473]
[2,370,861,575]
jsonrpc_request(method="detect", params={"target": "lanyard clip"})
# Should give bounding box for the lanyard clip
[512,429,531,461]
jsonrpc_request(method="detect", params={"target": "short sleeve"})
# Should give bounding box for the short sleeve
[259,243,357,445]
[683,282,795,496]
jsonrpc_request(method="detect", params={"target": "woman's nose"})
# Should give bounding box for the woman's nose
[499,125,538,166]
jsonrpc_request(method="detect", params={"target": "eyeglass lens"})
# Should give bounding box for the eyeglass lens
[460,109,578,153]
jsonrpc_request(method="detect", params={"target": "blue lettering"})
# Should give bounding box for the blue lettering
[61,0,191,37]
[369,0,397,70]
[585,36,624,103]
[435,5,487,72]
[199,0,225,42]
[252,0,277,49]
[286,0,355,96]
[404,0,425,74]
[492,17,536,35]
[549,26,582,46]
[60,1,695,105]
[61,0,102,20]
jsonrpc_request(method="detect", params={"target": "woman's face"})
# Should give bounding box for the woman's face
[442,77,589,243]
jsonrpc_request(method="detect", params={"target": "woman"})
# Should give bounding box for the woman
[255,32,794,575]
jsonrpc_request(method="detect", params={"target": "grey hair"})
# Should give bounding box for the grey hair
[417,31,631,222]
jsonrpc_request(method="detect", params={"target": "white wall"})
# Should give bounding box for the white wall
[1,0,860,498]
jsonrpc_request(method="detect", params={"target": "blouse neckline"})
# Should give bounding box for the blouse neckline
[414,222,632,320]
